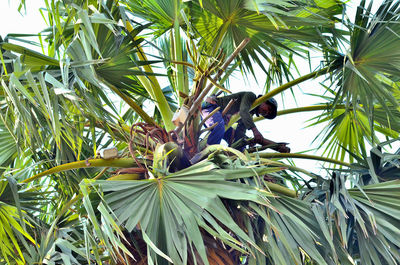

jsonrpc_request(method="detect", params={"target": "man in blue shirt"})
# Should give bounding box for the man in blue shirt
[201,92,289,153]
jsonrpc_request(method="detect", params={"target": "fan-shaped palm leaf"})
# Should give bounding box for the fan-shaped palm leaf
[306,169,400,265]
[187,0,342,79]
[308,99,400,165]
[332,0,400,124]
[82,160,281,264]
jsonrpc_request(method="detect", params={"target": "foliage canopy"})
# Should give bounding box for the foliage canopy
[1,0,400,264]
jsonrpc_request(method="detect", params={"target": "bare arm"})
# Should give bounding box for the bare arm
[250,127,290,153]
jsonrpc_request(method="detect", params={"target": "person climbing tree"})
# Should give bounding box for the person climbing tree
[201,91,290,153]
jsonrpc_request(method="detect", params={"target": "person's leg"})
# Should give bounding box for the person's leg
[223,127,234,145]
[201,105,225,145]
[232,121,246,143]
[230,121,247,151]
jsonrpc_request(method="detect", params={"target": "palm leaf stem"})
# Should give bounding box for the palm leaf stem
[173,0,186,100]
[254,152,351,167]
[171,60,194,68]
[21,158,143,184]
[255,65,334,106]
[257,158,317,179]
[253,104,347,123]
[278,104,346,116]
[126,22,174,131]
[226,66,336,128]
[135,74,175,130]
[0,50,8,75]
[227,65,337,128]
[264,182,297,198]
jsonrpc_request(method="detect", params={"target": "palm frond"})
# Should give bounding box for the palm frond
[188,0,342,82]
[332,0,400,125]
[307,91,399,165]
[84,160,280,264]
[0,178,36,264]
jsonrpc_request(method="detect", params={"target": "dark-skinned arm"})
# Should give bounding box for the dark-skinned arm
[251,127,290,153]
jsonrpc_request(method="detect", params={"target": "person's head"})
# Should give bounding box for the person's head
[257,97,277,119]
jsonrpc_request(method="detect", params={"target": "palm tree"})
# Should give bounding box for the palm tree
[1,0,400,264]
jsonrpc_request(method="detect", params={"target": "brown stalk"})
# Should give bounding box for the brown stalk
[176,38,251,134]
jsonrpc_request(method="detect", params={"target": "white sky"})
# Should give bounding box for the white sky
[0,1,47,37]
[0,0,392,177]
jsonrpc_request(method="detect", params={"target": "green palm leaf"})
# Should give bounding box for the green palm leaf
[84,160,280,264]
[333,0,400,123]
[348,181,400,265]
[3,1,400,264]
[248,197,352,265]
[309,107,376,164]
[188,0,342,79]
[123,0,180,37]
[0,122,17,174]
[0,178,36,265]
[303,160,400,265]
[308,93,399,164]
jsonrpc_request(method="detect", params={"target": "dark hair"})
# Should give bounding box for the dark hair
[257,95,277,119]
